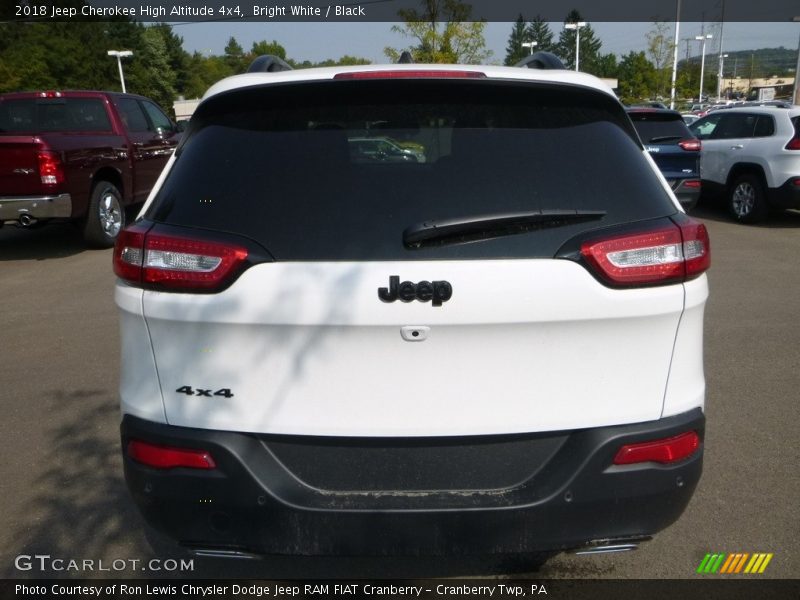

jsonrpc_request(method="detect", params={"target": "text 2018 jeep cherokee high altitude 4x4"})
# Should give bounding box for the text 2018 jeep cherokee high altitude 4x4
[114,58,710,561]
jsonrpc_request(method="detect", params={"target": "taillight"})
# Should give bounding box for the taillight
[333,70,486,80]
[580,219,709,287]
[613,431,700,465]
[678,138,701,151]
[785,136,800,150]
[37,150,64,187]
[113,225,248,291]
[682,179,701,188]
[127,440,216,470]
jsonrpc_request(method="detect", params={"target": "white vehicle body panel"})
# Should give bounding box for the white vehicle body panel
[126,260,700,437]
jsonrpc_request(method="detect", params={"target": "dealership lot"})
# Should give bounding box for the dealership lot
[1,205,798,579]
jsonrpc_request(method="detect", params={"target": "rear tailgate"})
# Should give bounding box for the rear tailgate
[140,260,684,436]
[0,136,46,196]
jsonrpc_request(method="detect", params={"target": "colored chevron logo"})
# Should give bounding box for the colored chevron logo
[697,552,774,574]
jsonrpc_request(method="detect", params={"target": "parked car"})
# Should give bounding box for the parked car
[627,107,702,210]
[348,136,425,163]
[689,105,800,222]
[682,113,700,125]
[114,57,709,563]
[0,90,179,247]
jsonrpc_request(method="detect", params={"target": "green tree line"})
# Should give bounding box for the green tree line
[0,16,370,115]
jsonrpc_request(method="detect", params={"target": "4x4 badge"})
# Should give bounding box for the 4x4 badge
[378,276,453,307]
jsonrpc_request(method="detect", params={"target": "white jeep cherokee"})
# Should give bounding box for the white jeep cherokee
[689,105,800,223]
[114,57,710,562]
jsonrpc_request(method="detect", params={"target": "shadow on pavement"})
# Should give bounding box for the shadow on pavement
[0,223,89,261]
[691,201,800,229]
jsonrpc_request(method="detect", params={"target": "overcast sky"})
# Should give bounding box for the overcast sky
[172,21,800,65]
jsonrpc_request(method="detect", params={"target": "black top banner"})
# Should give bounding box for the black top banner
[4,0,800,23]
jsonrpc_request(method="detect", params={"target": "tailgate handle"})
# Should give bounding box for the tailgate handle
[400,326,430,342]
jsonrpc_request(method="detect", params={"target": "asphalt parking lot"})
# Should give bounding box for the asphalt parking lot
[1,204,798,580]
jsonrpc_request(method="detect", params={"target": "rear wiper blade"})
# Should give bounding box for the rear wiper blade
[403,209,606,249]
[648,135,682,143]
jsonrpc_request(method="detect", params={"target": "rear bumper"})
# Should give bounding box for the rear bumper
[768,177,800,209]
[0,193,72,221]
[121,409,704,556]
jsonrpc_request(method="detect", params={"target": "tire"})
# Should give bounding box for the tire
[728,173,768,224]
[83,181,124,247]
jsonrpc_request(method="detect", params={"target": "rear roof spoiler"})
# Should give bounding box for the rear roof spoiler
[514,52,566,70]
[247,55,293,73]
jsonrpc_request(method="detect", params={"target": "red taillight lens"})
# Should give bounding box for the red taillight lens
[127,440,216,470]
[682,179,701,188]
[37,150,64,187]
[678,138,701,152]
[613,431,700,465]
[785,137,800,150]
[580,219,709,286]
[333,70,486,80]
[113,225,248,291]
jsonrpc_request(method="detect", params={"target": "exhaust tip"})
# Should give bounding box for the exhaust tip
[574,536,652,556]
[18,214,37,227]
[186,547,260,560]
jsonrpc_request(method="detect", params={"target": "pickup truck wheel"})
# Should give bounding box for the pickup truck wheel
[84,181,124,247]
[729,174,768,224]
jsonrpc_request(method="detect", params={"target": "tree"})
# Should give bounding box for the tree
[250,40,287,60]
[617,51,657,104]
[127,27,177,112]
[556,10,602,74]
[384,0,492,64]
[223,36,246,73]
[646,21,675,99]
[504,15,529,66]
[526,16,554,54]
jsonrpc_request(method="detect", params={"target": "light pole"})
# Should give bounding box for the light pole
[717,54,728,102]
[669,0,681,110]
[564,21,587,71]
[695,34,712,103]
[107,50,133,93]
[522,41,538,56]
[793,17,800,106]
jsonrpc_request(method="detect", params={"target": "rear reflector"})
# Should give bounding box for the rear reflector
[127,440,216,470]
[613,431,700,465]
[113,226,248,291]
[682,179,701,188]
[580,219,709,286]
[678,138,701,151]
[333,70,486,80]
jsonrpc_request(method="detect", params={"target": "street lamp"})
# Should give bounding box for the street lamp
[792,17,800,106]
[695,34,713,103]
[564,21,587,71]
[107,50,133,93]
[522,41,538,55]
[717,54,728,102]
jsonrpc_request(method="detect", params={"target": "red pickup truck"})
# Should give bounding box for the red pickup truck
[0,90,179,247]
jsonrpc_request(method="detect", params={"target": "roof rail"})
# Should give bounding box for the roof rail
[247,55,293,73]
[515,51,566,70]
[397,51,414,64]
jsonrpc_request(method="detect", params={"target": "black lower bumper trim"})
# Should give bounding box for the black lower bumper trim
[121,409,704,556]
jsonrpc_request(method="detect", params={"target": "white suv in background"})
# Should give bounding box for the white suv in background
[113,56,710,565]
[690,106,800,223]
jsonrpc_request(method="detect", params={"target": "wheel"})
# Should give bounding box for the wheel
[728,173,768,224]
[84,181,124,247]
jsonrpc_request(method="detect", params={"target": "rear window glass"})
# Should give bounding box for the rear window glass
[628,112,692,143]
[149,80,676,260]
[0,98,111,132]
